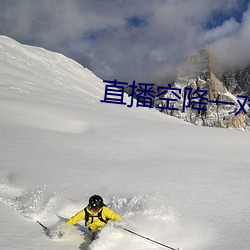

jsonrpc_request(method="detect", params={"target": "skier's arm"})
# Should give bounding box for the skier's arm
[104,207,122,222]
[67,209,85,225]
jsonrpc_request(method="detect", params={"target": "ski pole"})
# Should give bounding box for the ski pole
[37,220,48,231]
[122,227,180,250]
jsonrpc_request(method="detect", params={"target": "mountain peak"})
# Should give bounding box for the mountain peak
[177,48,211,78]
[157,48,250,130]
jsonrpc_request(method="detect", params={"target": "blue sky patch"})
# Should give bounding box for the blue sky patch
[206,0,249,29]
[126,15,148,28]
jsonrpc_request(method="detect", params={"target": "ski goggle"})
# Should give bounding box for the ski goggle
[89,204,101,211]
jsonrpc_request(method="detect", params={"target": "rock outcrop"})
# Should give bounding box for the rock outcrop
[155,49,250,130]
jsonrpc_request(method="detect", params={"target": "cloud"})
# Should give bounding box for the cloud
[200,18,240,45]
[0,0,249,82]
[209,3,250,69]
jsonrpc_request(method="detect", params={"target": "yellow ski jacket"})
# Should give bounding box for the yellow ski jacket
[67,206,121,233]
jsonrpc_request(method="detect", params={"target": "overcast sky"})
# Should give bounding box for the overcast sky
[0,0,249,82]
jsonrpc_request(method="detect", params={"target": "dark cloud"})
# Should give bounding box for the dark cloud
[0,0,249,82]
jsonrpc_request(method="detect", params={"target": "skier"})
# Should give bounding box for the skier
[66,194,121,239]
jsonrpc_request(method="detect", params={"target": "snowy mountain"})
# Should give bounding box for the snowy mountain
[0,36,250,250]
[155,49,250,130]
[218,65,250,97]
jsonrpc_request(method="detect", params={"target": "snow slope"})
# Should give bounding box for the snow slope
[0,35,250,250]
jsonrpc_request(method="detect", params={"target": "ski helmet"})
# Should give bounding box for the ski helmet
[89,195,104,210]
